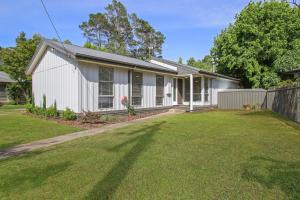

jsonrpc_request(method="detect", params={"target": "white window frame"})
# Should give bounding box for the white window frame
[98,66,114,109]
[131,71,143,107]
[156,75,164,106]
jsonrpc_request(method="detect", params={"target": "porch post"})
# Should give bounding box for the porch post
[190,74,193,111]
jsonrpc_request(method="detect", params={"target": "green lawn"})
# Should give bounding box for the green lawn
[0,106,81,149]
[0,111,299,199]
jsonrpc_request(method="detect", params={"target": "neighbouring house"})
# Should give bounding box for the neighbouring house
[26,39,240,113]
[0,71,15,103]
[283,68,300,79]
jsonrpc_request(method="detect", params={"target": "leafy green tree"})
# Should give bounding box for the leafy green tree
[187,55,213,71]
[130,13,165,59]
[79,0,165,59]
[63,40,72,44]
[0,32,41,102]
[211,1,300,88]
[178,57,183,64]
[79,13,110,48]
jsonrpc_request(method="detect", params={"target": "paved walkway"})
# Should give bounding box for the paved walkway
[0,110,183,160]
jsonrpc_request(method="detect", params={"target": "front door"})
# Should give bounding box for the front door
[177,79,183,104]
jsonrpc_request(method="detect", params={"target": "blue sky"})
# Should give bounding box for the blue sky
[0,0,252,62]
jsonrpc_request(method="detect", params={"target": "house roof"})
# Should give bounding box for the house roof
[0,71,15,83]
[151,57,240,82]
[26,39,177,75]
[283,68,300,74]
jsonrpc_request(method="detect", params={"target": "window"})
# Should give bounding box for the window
[173,78,176,102]
[204,78,209,102]
[0,83,5,92]
[99,67,113,109]
[193,77,201,102]
[184,78,190,101]
[156,75,164,106]
[132,71,143,106]
[0,84,6,99]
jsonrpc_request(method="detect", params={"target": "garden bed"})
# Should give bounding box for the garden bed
[24,109,169,129]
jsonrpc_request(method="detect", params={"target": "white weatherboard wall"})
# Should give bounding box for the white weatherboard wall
[32,48,79,112]
[78,62,129,112]
[142,72,156,108]
[77,64,173,112]
[142,72,173,108]
[164,76,173,106]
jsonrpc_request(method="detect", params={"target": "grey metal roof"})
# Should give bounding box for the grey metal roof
[283,68,300,74]
[151,57,240,81]
[0,71,15,83]
[42,39,177,74]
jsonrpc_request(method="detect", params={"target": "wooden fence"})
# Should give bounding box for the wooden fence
[218,87,300,123]
[267,87,300,123]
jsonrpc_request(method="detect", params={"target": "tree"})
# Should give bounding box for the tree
[0,32,41,102]
[178,57,183,64]
[105,0,133,55]
[63,40,72,44]
[130,13,165,59]
[187,55,213,71]
[79,0,165,59]
[211,1,300,88]
[79,13,110,48]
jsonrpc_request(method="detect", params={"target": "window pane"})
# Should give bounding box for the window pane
[0,84,5,99]
[156,97,163,106]
[193,77,201,102]
[204,78,209,102]
[99,82,113,96]
[99,97,113,108]
[173,79,176,101]
[0,84,5,92]
[184,78,190,101]
[132,72,143,98]
[99,67,113,81]
[156,75,164,97]
[132,97,142,106]
[99,67,114,109]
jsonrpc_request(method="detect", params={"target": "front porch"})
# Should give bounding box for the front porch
[172,74,215,111]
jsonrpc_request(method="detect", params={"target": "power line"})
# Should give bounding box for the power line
[39,0,68,52]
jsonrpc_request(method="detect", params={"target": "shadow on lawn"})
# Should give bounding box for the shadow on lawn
[238,111,300,132]
[241,156,300,200]
[86,121,166,200]
[0,161,72,194]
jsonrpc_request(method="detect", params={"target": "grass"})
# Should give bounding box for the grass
[0,110,299,199]
[0,105,81,149]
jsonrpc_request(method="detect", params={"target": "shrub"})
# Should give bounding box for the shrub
[121,96,136,116]
[80,112,100,123]
[100,115,117,122]
[127,105,136,116]
[25,103,35,113]
[42,94,46,110]
[33,106,44,116]
[6,83,23,104]
[45,105,58,118]
[62,108,77,120]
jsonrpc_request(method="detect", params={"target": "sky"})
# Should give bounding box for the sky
[0,0,252,62]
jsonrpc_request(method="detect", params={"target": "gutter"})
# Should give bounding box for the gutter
[76,54,178,75]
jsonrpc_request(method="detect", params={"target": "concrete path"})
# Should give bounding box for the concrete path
[0,110,183,160]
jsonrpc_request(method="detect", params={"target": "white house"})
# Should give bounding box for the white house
[26,39,239,113]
